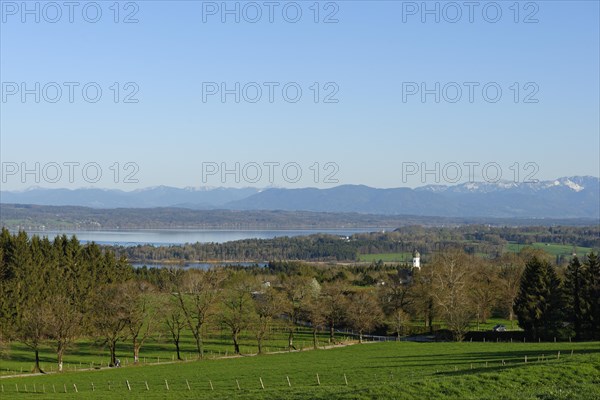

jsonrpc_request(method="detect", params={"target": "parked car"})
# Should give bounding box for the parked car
[492,324,506,332]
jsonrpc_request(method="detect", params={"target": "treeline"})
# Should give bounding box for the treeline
[6,203,597,232]
[111,225,599,264]
[116,235,361,263]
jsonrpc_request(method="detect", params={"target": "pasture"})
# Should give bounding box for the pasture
[1,341,599,399]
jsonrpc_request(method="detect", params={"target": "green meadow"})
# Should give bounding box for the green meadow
[362,243,598,263]
[358,252,413,263]
[1,341,599,399]
[506,242,595,257]
[0,326,337,376]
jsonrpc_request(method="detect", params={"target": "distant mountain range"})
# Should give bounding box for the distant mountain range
[1,176,599,219]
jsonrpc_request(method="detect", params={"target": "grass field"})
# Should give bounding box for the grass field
[506,242,596,257]
[361,243,598,264]
[358,253,412,262]
[0,326,339,376]
[1,341,598,399]
[0,318,521,377]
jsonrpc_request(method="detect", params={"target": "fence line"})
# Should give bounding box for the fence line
[0,351,574,395]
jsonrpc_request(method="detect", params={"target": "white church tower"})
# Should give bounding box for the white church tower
[412,250,421,270]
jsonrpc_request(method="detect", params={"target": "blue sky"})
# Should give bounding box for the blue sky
[1,0,599,190]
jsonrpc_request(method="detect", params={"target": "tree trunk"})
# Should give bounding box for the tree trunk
[232,331,240,354]
[428,309,434,334]
[109,341,117,367]
[329,323,335,344]
[33,349,44,373]
[57,350,64,372]
[509,309,514,330]
[288,329,296,350]
[313,328,318,349]
[133,346,140,364]
[358,332,363,344]
[257,336,263,355]
[194,333,204,359]
[175,339,182,360]
[57,342,65,372]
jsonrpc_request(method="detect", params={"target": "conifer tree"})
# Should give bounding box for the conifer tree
[514,257,565,341]
[585,253,600,339]
[564,256,588,340]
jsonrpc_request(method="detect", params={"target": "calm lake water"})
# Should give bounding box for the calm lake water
[131,261,269,269]
[30,228,382,247]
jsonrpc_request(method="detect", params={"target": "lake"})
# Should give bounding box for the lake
[29,228,383,247]
[131,261,269,269]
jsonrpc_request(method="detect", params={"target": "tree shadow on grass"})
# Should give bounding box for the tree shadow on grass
[364,347,600,369]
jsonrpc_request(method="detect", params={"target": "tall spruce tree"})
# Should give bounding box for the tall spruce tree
[564,256,589,340]
[585,253,600,340]
[514,257,565,341]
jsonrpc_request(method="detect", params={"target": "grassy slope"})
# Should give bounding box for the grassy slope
[0,326,337,375]
[0,319,523,377]
[1,342,599,399]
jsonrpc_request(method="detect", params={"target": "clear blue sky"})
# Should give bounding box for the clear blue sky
[1,0,598,190]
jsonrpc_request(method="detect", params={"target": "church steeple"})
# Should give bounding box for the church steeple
[412,249,421,270]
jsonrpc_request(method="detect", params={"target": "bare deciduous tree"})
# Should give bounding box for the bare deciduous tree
[282,276,319,350]
[470,261,500,329]
[347,290,382,343]
[89,283,129,367]
[253,285,283,354]
[174,269,224,358]
[430,251,475,341]
[388,308,411,340]
[220,274,255,354]
[320,282,349,344]
[164,297,186,360]
[43,295,82,372]
[498,253,525,329]
[18,302,49,373]
[124,280,158,364]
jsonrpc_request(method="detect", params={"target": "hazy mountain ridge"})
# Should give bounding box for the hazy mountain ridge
[1,176,598,219]
[0,186,260,209]
[225,176,600,218]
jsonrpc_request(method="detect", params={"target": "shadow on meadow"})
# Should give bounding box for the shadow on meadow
[362,346,600,369]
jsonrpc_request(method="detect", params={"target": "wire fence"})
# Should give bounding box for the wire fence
[0,350,577,396]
